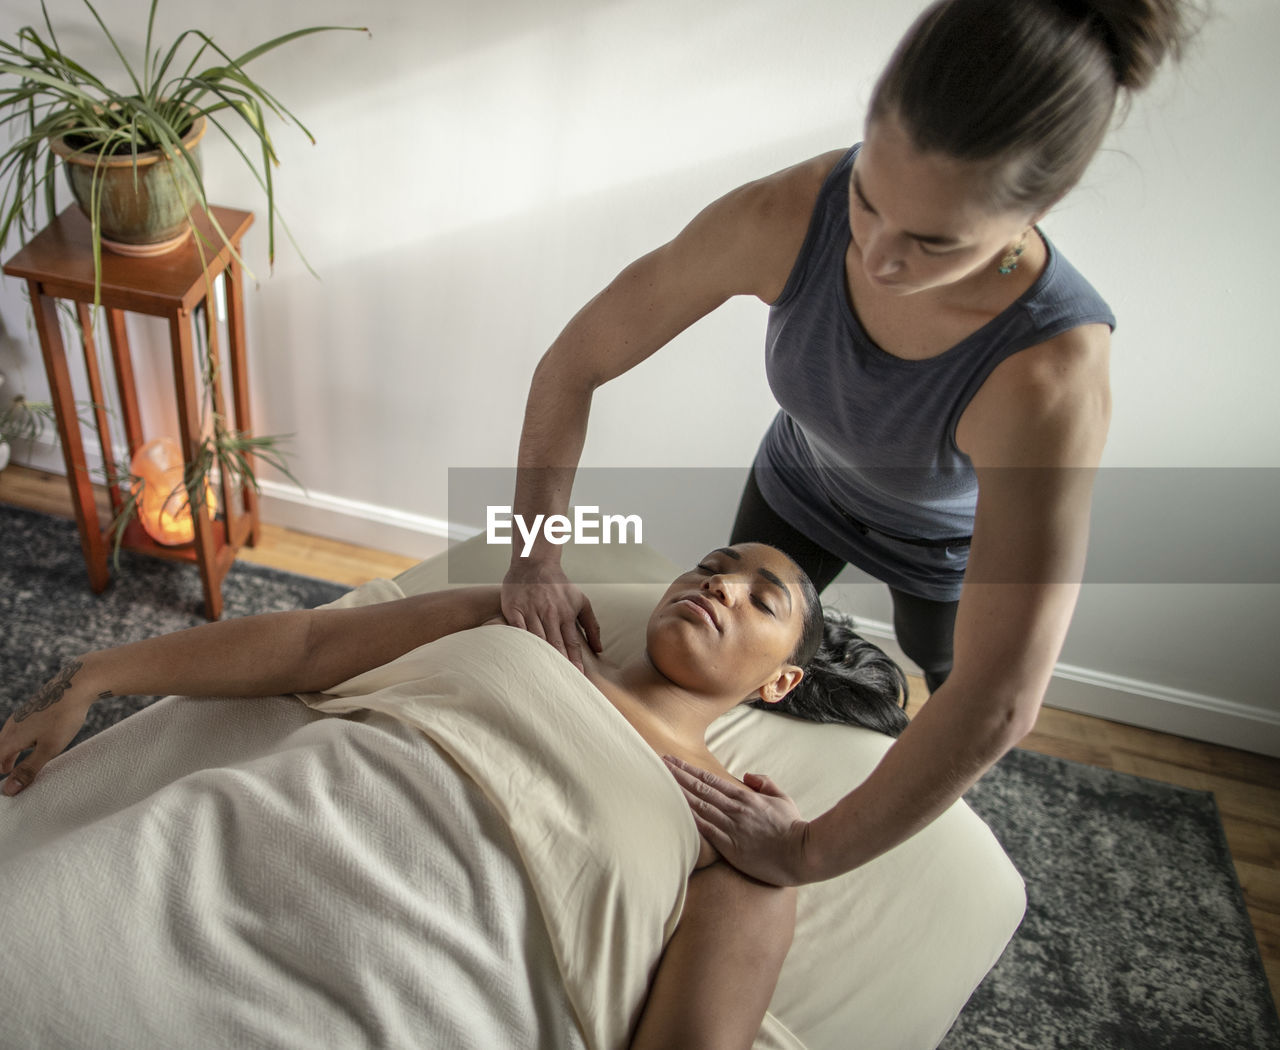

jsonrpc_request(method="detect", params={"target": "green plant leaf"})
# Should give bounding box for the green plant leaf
[141,0,160,95]
[2,3,364,280]
[78,0,146,98]
[3,0,357,489]
[232,25,368,69]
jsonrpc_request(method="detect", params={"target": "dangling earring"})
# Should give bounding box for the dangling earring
[998,233,1027,276]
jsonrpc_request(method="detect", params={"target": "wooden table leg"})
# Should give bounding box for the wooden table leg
[223,260,260,545]
[199,300,241,548]
[28,282,110,592]
[76,303,124,522]
[105,308,144,458]
[169,307,222,620]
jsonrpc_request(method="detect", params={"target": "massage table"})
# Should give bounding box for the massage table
[0,537,1024,1049]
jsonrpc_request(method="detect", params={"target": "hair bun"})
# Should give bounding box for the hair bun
[1071,0,1196,90]
[870,0,1202,210]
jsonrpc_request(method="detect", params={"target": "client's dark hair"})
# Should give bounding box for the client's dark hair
[752,560,910,737]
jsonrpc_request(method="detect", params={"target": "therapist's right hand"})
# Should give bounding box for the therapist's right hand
[501,559,602,674]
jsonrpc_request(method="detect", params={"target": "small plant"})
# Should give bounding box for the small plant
[0,0,366,293]
[0,390,68,475]
[1,366,99,469]
[0,392,58,448]
[106,418,303,565]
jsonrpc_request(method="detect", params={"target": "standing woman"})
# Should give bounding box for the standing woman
[502,0,1195,884]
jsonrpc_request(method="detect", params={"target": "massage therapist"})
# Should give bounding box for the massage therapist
[501,0,1196,886]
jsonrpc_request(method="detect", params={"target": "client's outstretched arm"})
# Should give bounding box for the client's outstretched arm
[0,586,502,796]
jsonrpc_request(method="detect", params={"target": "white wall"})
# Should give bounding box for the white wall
[2,0,1277,754]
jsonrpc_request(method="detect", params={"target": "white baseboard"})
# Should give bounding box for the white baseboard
[9,437,66,474]
[10,441,461,562]
[1045,663,1280,758]
[11,445,1279,758]
[255,478,460,562]
[851,618,1280,760]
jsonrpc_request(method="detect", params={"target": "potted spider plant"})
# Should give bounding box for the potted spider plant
[0,0,365,293]
[0,1,362,557]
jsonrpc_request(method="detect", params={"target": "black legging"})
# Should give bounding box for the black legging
[729,469,958,692]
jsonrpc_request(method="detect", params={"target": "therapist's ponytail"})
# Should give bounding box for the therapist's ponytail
[751,612,910,738]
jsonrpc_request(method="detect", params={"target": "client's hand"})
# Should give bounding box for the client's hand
[663,756,813,887]
[0,657,100,796]
[501,559,602,673]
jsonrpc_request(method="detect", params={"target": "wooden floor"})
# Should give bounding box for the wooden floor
[3,463,1278,1006]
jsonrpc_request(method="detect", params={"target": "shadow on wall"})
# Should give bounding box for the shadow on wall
[240,125,825,501]
[201,0,878,276]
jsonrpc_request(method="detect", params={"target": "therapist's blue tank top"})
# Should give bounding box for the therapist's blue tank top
[754,144,1115,600]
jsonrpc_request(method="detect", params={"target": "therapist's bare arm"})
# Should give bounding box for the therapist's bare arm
[673,324,1111,883]
[502,152,842,666]
[798,324,1112,878]
[0,587,503,795]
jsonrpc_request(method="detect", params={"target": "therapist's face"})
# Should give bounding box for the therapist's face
[848,115,1036,296]
[646,543,806,703]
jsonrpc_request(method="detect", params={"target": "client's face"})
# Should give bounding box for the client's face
[646,543,807,702]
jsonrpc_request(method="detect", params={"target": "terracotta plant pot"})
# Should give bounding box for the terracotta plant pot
[50,115,207,257]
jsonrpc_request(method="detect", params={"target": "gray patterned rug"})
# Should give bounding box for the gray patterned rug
[2,503,1277,1048]
[947,744,1279,1048]
[0,502,349,746]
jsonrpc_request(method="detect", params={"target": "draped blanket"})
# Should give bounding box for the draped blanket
[0,620,704,1049]
[302,623,703,1048]
[0,570,1024,1050]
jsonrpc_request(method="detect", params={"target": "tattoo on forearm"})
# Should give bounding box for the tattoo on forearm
[13,659,83,723]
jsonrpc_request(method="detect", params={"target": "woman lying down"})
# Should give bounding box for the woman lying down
[0,542,906,1050]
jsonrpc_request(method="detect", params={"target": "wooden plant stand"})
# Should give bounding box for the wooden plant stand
[3,205,258,619]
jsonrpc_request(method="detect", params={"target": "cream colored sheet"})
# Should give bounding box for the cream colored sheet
[0,688,588,1049]
[1,555,1021,1050]
[303,622,703,1050]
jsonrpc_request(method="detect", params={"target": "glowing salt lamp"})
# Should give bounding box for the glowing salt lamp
[130,437,216,546]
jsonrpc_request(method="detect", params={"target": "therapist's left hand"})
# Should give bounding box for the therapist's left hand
[663,755,813,887]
